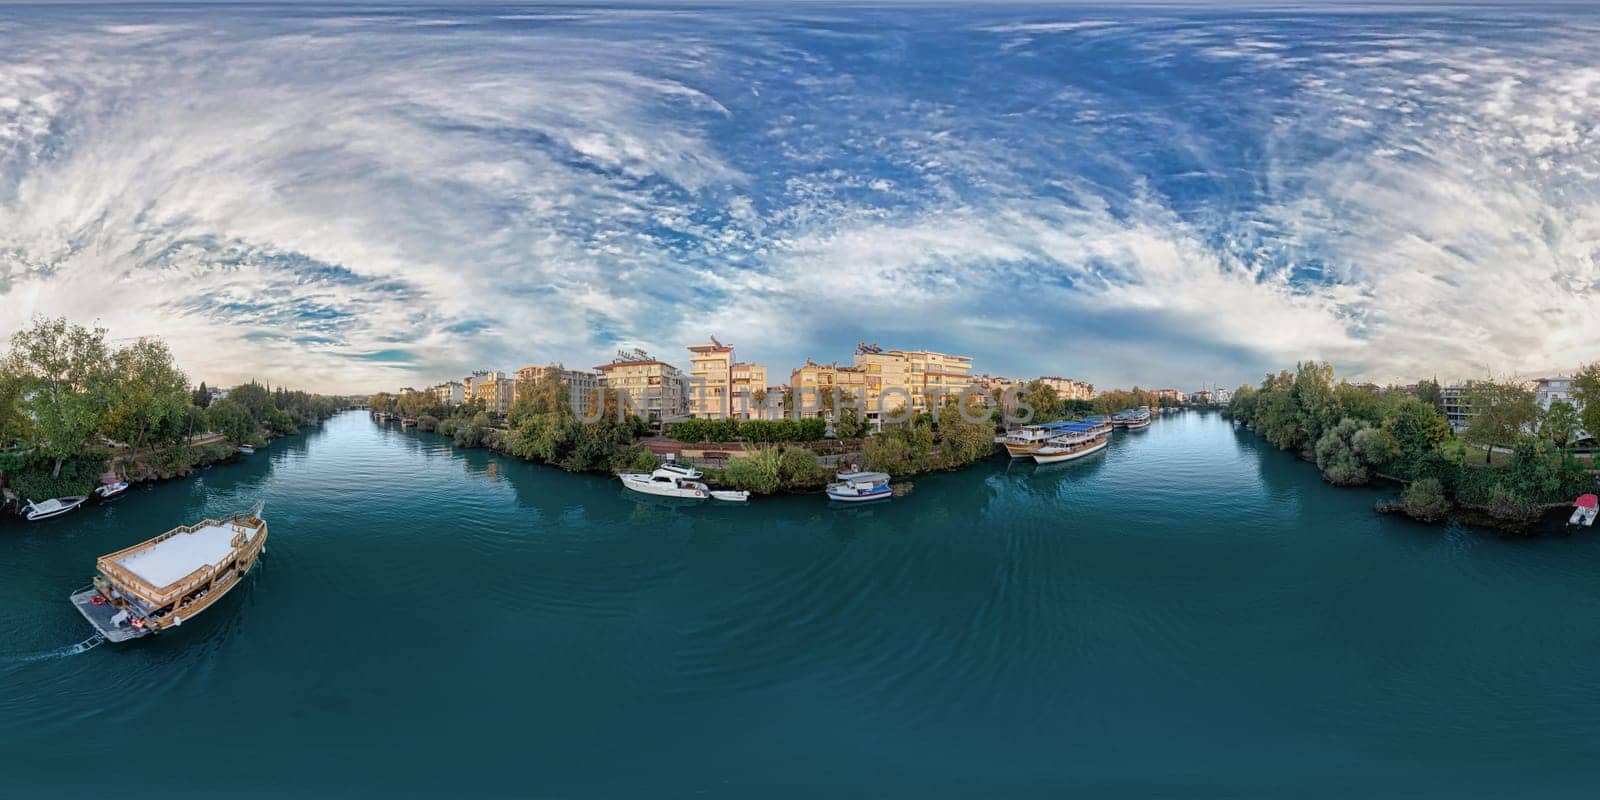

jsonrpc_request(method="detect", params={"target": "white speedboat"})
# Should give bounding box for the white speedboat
[1032,425,1110,464]
[94,480,130,500]
[1570,494,1598,529]
[826,471,892,503]
[238,445,255,455]
[619,463,749,502]
[21,496,89,521]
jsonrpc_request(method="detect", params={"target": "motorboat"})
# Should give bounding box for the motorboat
[619,463,749,502]
[826,471,892,503]
[94,478,130,500]
[237,445,255,455]
[21,496,89,521]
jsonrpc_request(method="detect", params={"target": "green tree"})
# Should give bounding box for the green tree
[1573,363,1600,444]
[192,381,212,408]
[1463,379,1537,463]
[1017,380,1060,423]
[1400,478,1451,522]
[105,338,191,450]
[1314,418,1372,486]
[228,382,275,423]
[1415,378,1443,414]
[1291,361,1340,449]
[1383,397,1451,469]
[1539,400,1581,450]
[206,399,254,445]
[3,317,114,476]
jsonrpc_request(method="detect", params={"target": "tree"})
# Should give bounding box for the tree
[228,382,275,423]
[1291,361,1340,449]
[1539,400,1581,451]
[192,381,212,408]
[1573,362,1600,445]
[1017,380,1059,424]
[1400,478,1451,522]
[3,317,114,476]
[206,399,254,445]
[835,405,871,440]
[105,338,191,451]
[1463,379,1537,463]
[1415,378,1443,414]
[1314,418,1372,486]
[1383,397,1450,469]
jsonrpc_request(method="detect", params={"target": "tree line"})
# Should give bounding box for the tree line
[1,318,340,501]
[1229,362,1597,527]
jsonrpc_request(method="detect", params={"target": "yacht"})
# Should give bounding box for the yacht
[69,507,268,643]
[619,463,749,502]
[21,496,88,521]
[1002,420,1077,458]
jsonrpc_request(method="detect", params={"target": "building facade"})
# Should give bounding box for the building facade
[790,359,868,419]
[516,364,601,418]
[899,349,973,412]
[1037,376,1095,401]
[596,352,688,422]
[1442,384,1472,432]
[432,381,464,406]
[730,362,770,419]
[687,338,736,419]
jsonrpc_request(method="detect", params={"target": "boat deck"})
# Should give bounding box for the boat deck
[69,587,149,643]
[113,522,256,588]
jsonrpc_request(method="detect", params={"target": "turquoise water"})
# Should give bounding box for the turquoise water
[4,410,1600,797]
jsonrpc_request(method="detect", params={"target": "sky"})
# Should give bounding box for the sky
[0,3,1597,394]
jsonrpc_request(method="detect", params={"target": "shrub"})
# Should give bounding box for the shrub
[719,448,782,493]
[1400,478,1451,523]
[417,414,439,433]
[612,445,658,474]
[777,447,828,489]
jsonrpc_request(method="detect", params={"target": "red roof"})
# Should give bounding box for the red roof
[1576,494,1598,509]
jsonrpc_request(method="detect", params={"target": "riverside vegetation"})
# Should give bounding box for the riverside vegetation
[371,379,1010,495]
[1228,362,1599,531]
[0,318,341,503]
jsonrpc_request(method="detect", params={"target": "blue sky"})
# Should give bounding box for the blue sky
[1,3,1597,393]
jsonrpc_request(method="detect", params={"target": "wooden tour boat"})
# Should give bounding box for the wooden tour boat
[69,507,269,643]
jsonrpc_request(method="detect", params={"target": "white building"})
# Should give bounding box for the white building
[1534,376,1589,442]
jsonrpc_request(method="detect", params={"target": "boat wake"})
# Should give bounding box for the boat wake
[3,634,106,664]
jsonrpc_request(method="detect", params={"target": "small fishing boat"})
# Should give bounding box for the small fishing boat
[826,471,892,503]
[69,507,268,643]
[619,463,749,502]
[1570,494,1598,529]
[20,496,88,521]
[1032,424,1110,464]
[94,477,130,500]
[237,445,255,455]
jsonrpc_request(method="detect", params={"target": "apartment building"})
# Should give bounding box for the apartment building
[687,338,735,419]
[595,351,688,422]
[790,359,868,418]
[1037,376,1095,401]
[731,362,771,419]
[516,364,601,418]
[432,381,464,406]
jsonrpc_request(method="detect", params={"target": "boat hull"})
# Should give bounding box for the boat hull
[826,489,891,502]
[619,475,709,499]
[1032,438,1109,464]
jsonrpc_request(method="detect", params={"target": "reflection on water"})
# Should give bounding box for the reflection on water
[4,410,1600,796]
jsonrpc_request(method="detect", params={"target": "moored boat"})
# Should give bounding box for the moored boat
[1031,424,1110,464]
[237,445,255,455]
[1121,406,1153,430]
[20,496,88,521]
[1002,421,1077,458]
[94,477,129,500]
[619,463,750,502]
[1570,494,1598,529]
[827,471,892,503]
[69,507,268,643]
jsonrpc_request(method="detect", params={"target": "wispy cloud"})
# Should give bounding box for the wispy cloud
[0,5,1596,392]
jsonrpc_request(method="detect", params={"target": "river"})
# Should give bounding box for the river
[4,410,1599,797]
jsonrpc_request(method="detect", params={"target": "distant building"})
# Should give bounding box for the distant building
[687,337,736,419]
[1191,389,1213,405]
[1442,383,1473,432]
[1214,388,1233,405]
[1155,388,1186,404]
[1534,376,1590,442]
[596,350,688,422]
[1037,376,1095,401]
[463,370,503,405]
[472,374,516,417]
[848,344,973,423]
[853,348,912,427]
[791,358,868,419]
[432,381,464,406]
[516,364,601,418]
[730,362,770,420]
